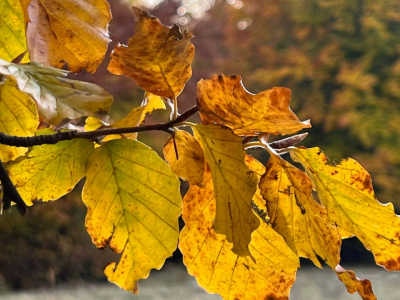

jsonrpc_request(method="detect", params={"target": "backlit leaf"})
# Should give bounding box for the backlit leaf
[26,0,111,73]
[6,130,93,205]
[0,78,39,162]
[108,7,195,100]
[0,59,113,124]
[260,152,376,300]
[192,124,259,257]
[104,92,166,141]
[290,147,400,271]
[0,0,29,62]
[179,165,299,300]
[163,129,204,186]
[260,153,341,268]
[197,74,311,136]
[82,139,182,293]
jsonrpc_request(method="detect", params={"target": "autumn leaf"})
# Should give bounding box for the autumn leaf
[82,139,182,293]
[192,124,259,257]
[197,74,311,136]
[0,59,113,124]
[6,130,93,205]
[260,151,376,300]
[260,153,341,268]
[0,0,29,62]
[163,129,205,186]
[104,92,165,141]
[26,0,111,73]
[179,165,299,300]
[108,7,195,100]
[0,78,39,162]
[290,147,400,271]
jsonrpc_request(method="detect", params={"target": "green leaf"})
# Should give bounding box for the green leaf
[192,124,259,258]
[0,59,113,125]
[0,78,39,162]
[82,139,182,293]
[6,131,94,205]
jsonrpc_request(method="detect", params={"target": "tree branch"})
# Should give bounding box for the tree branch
[0,106,199,148]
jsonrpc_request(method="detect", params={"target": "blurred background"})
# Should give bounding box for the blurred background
[1,0,400,298]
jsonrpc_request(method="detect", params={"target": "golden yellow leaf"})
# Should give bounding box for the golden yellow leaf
[105,92,166,141]
[0,59,113,124]
[0,0,28,62]
[260,154,341,268]
[179,165,299,300]
[0,78,39,162]
[6,130,93,205]
[26,0,111,73]
[108,7,195,100]
[197,74,311,136]
[290,147,400,271]
[163,129,205,186]
[260,152,376,299]
[192,124,259,257]
[84,116,107,132]
[82,139,182,293]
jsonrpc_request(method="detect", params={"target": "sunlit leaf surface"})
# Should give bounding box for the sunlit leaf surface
[291,147,400,271]
[192,124,259,257]
[26,0,111,73]
[6,130,93,205]
[0,0,29,62]
[164,129,204,186]
[83,139,182,293]
[0,78,38,162]
[197,74,311,136]
[179,165,299,300]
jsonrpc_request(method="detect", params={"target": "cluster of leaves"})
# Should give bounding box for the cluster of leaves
[195,0,400,205]
[1,1,400,299]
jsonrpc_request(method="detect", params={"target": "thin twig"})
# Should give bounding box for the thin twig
[0,106,199,148]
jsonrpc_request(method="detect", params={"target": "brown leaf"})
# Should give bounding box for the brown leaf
[197,74,311,136]
[26,0,111,73]
[336,265,376,300]
[108,7,195,100]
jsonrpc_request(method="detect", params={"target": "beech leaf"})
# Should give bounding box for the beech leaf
[0,0,29,62]
[192,124,259,257]
[108,7,195,100]
[197,74,311,136]
[260,152,376,300]
[0,78,39,162]
[0,59,113,125]
[26,0,112,73]
[6,130,94,205]
[290,147,400,271]
[179,164,299,300]
[163,129,205,186]
[82,139,182,293]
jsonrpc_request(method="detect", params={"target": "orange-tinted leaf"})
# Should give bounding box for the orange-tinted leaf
[197,74,311,136]
[26,0,111,73]
[179,165,299,300]
[163,129,205,186]
[108,7,195,100]
[336,265,376,300]
[290,147,400,271]
[192,124,259,257]
[260,154,341,268]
